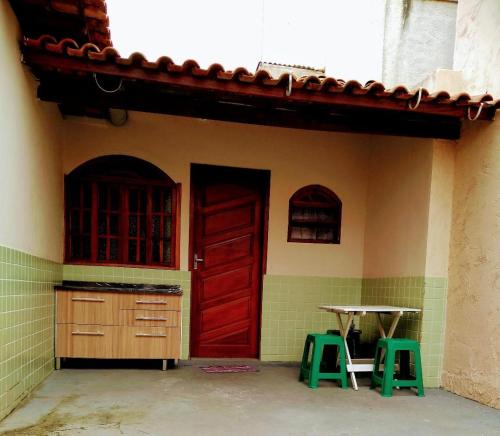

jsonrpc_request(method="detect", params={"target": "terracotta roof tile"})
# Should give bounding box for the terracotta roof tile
[21,35,500,120]
[9,0,111,48]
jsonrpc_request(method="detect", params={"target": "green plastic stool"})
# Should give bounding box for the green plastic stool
[371,338,424,397]
[299,333,348,389]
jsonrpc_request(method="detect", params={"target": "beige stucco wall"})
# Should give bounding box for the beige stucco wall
[425,140,455,278]
[442,119,500,409]
[62,112,371,277]
[363,136,434,277]
[0,2,63,262]
[441,0,500,408]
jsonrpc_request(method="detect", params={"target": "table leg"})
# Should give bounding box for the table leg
[337,312,357,390]
[387,312,402,338]
[375,313,386,338]
[375,313,388,362]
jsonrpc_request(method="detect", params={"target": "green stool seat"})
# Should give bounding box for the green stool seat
[299,333,348,389]
[371,338,424,397]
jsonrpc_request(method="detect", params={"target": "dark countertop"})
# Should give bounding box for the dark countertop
[55,281,183,295]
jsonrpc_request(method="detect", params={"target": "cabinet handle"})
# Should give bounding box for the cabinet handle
[135,333,167,338]
[71,297,105,302]
[135,300,167,305]
[136,316,167,321]
[72,331,104,336]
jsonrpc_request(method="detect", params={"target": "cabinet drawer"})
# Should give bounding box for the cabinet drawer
[56,324,116,358]
[56,291,117,325]
[118,294,181,311]
[118,327,181,359]
[119,310,178,327]
[118,327,168,359]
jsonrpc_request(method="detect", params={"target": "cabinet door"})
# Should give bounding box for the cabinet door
[56,324,116,358]
[57,291,118,325]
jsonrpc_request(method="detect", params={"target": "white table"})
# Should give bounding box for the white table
[318,305,421,390]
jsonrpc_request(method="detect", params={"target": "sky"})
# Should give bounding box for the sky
[107,0,385,84]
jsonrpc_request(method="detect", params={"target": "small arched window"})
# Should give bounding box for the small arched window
[65,155,180,268]
[288,185,342,244]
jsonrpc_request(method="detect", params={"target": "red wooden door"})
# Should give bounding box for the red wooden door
[190,165,268,358]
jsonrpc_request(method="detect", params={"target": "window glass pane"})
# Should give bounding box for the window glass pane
[163,242,171,264]
[68,184,81,208]
[99,185,108,209]
[71,210,80,232]
[317,228,334,241]
[128,240,137,262]
[110,187,120,211]
[129,215,137,236]
[152,239,160,263]
[98,238,107,261]
[140,190,147,212]
[129,190,138,213]
[152,216,160,238]
[98,213,107,235]
[110,239,119,260]
[164,217,171,239]
[140,215,146,238]
[71,235,81,259]
[83,184,92,208]
[82,236,91,259]
[110,214,119,235]
[153,188,161,213]
[164,190,172,214]
[83,211,91,233]
[140,240,146,263]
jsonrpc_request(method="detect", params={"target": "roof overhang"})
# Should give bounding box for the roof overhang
[10,0,499,140]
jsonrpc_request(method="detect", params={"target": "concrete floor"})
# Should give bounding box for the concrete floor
[1,361,498,436]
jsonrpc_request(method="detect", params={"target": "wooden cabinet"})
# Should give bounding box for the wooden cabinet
[56,289,181,368]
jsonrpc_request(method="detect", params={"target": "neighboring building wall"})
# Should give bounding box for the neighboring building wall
[382,0,457,88]
[61,112,372,360]
[0,3,63,421]
[442,0,500,409]
[453,0,500,97]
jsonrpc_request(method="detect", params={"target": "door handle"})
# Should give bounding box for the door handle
[135,300,167,305]
[72,331,104,336]
[135,316,167,321]
[193,253,204,270]
[71,297,105,302]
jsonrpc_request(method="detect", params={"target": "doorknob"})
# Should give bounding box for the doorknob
[193,253,204,270]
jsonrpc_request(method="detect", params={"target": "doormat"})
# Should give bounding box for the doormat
[200,365,259,373]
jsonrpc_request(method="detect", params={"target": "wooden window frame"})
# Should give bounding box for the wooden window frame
[65,168,181,269]
[287,184,342,244]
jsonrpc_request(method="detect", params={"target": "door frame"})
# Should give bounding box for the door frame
[188,163,270,358]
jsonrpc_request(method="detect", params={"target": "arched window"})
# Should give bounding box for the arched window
[288,185,342,244]
[65,155,180,268]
